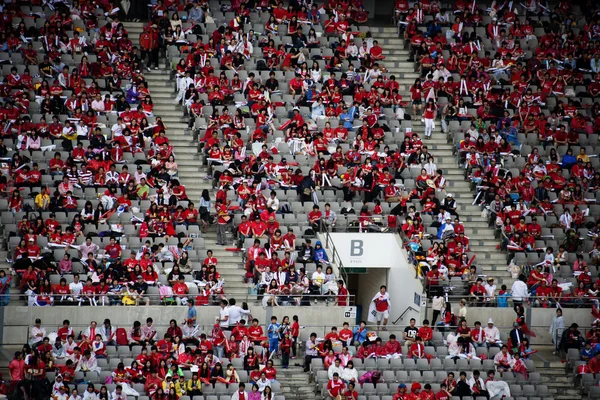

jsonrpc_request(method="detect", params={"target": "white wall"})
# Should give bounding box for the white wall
[326,233,424,325]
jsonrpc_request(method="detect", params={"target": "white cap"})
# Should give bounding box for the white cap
[488,318,494,325]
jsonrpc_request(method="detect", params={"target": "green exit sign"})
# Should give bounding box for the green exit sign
[344,267,368,274]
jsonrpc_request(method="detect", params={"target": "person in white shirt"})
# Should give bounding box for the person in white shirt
[467,371,489,398]
[265,192,280,212]
[76,350,101,374]
[227,298,251,328]
[256,373,271,392]
[341,361,358,384]
[484,277,496,305]
[76,120,89,138]
[111,386,127,400]
[218,299,230,329]
[29,318,46,347]
[231,383,248,400]
[510,274,529,309]
[69,389,83,400]
[83,385,100,400]
[346,40,359,59]
[493,345,514,373]
[328,358,344,380]
[69,274,84,302]
[483,319,501,348]
[134,167,147,185]
[175,71,194,104]
[485,370,512,398]
[432,65,451,82]
[111,119,125,137]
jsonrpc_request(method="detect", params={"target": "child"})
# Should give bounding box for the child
[280,332,292,369]
[338,322,353,348]
[497,285,509,308]
[519,338,536,360]
[291,315,300,359]
[581,342,595,361]
[267,316,281,359]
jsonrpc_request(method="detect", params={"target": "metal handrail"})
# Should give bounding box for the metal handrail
[320,221,349,289]
[393,306,419,325]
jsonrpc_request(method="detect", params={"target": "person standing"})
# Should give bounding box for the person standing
[431,289,445,326]
[423,99,437,138]
[303,333,319,373]
[29,318,46,347]
[139,24,160,71]
[215,199,231,246]
[367,285,390,331]
[218,299,230,329]
[185,299,197,325]
[510,274,529,314]
[549,308,565,355]
[227,298,251,330]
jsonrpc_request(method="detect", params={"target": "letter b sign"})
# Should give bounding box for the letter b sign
[350,240,363,257]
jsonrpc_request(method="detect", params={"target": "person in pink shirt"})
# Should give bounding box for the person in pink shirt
[9,351,24,382]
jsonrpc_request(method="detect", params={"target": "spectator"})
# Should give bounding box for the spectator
[303,333,319,373]
[549,308,565,355]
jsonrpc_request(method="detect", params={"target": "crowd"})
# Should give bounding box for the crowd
[394,0,600,393]
[12,306,297,400]
[0,0,237,306]
[396,0,600,308]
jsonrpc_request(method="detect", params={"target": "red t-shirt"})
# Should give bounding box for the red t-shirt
[374,295,389,312]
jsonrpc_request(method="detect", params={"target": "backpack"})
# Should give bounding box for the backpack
[116,328,128,346]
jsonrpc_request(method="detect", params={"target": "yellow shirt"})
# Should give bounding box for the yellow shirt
[35,193,50,209]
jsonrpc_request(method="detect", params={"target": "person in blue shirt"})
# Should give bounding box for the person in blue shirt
[340,105,356,130]
[267,316,281,356]
[581,342,595,362]
[561,148,577,169]
[186,299,197,323]
[500,121,519,148]
[352,321,368,344]
[497,285,510,308]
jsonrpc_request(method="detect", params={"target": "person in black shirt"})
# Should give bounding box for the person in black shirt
[0,138,7,157]
[39,56,54,79]
[265,72,279,94]
[404,318,418,345]
[454,371,472,399]
[133,275,150,306]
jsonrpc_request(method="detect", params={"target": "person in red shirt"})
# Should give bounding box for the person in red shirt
[57,320,73,343]
[417,320,433,345]
[325,327,339,342]
[384,334,402,357]
[338,322,353,347]
[371,285,390,330]
[588,352,600,374]
[261,359,277,380]
[409,337,427,360]
[172,275,189,305]
[327,373,346,399]
[308,205,323,232]
[197,333,213,355]
[435,383,451,400]
[470,321,486,347]
[393,384,408,400]
[248,319,265,343]
[104,237,122,263]
[336,281,349,307]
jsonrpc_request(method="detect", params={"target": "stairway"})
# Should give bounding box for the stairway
[275,360,316,400]
[122,22,253,300]
[371,27,510,287]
